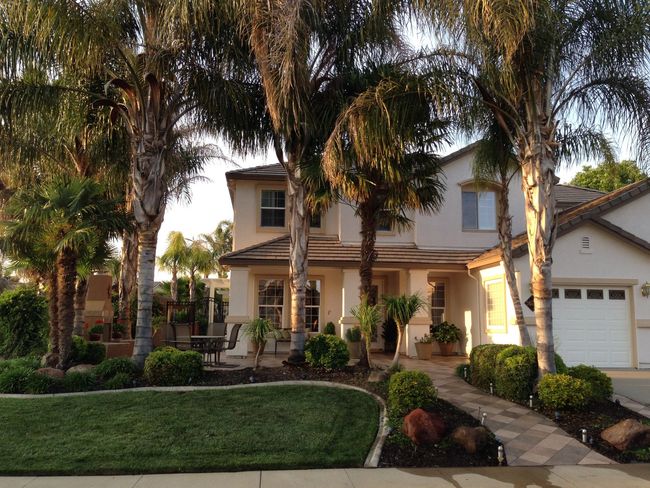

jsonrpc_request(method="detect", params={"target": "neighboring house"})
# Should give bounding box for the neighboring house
[220,144,650,369]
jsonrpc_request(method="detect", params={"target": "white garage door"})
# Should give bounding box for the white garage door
[552,286,632,368]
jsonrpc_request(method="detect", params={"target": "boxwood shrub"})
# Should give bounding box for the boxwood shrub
[494,346,538,402]
[538,373,592,410]
[143,348,203,386]
[305,334,350,369]
[568,365,613,402]
[469,344,512,390]
[387,370,437,420]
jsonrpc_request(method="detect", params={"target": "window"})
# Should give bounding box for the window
[377,221,392,232]
[587,289,604,300]
[310,212,321,228]
[609,289,626,300]
[258,279,284,327]
[564,289,582,299]
[431,282,446,326]
[260,190,285,227]
[462,190,497,230]
[486,279,506,332]
[305,280,321,332]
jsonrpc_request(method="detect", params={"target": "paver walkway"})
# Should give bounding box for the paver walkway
[374,355,613,467]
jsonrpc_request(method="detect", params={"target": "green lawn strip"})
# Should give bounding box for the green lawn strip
[0,385,379,475]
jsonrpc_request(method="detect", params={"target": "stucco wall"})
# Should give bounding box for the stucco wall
[600,194,650,243]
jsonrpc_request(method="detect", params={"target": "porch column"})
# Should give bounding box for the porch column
[405,269,431,358]
[339,268,361,340]
[225,267,251,357]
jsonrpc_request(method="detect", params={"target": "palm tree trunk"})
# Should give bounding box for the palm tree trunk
[57,248,77,368]
[498,182,531,346]
[391,324,404,369]
[45,272,59,367]
[189,273,195,302]
[73,277,88,336]
[132,227,158,368]
[171,266,178,302]
[358,202,378,369]
[286,156,309,364]
[521,129,557,377]
[118,228,138,340]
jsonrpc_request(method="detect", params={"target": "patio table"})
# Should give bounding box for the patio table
[190,335,226,366]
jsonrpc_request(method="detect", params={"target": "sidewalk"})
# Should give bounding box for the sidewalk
[374,355,613,466]
[2,465,650,488]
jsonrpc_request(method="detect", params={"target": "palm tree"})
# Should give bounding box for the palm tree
[416,0,650,375]
[237,0,404,363]
[383,294,426,369]
[157,232,188,302]
[473,126,531,347]
[182,240,213,302]
[201,220,233,278]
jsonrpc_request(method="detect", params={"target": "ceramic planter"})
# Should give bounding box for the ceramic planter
[415,342,434,360]
[347,341,361,359]
[438,342,456,356]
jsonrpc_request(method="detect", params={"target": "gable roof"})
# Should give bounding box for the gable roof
[468,178,650,268]
[555,184,605,209]
[220,235,482,270]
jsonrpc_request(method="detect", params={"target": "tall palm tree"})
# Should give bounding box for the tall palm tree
[182,240,213,302]
[157,231,188,302]
[238,0,404,363]
[201,220,233,278]
[473,125,531,346]
[416,0,650,375]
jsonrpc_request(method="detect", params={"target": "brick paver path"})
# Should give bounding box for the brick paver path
[374,355,614,466]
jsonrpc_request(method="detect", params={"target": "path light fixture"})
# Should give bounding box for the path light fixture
[581,428,588,443]
[489,382,494,395]
[529,394,534,408]
[555,411,561,421]
[497,445,505,466]
[481,412,487,425]
[464,366,468,380]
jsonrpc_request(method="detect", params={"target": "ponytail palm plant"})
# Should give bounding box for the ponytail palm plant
[383,294,426,369]
[350,299,381,369]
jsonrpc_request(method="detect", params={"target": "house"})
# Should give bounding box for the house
[220,144,650,369]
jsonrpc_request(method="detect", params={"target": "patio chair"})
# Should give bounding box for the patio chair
[212,322,227,337]
[213,323,242,368]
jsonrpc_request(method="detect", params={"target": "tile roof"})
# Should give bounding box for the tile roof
[469,178,650,268]
[220,235,483,269]
[555,184,605,209]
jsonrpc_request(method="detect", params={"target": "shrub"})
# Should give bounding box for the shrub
[344,326,361,342]
[455,363,470,380]
[538,374,591,410]
[62,372,97,392]
[70,336,106,365]
[469,344,512,390]
[0,288,48,358]
[0,365,34,393]
[143,349,203,386]
[494,346,538,402]
[94,358,137,382]
[304,334,350,369]
[323,322,336,335]
[0,356,40,374]
[387,370,437,419]
[25,373,58,394]
[554,354,568,374]
[568,365,613,401]
[104,372,133,390]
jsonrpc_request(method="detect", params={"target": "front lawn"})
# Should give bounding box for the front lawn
[0,385,379,475]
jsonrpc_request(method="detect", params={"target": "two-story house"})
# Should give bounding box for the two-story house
[220,144,650,369]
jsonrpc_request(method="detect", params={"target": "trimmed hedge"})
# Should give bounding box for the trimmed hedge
[0,288,48,358]
[538,374,591,410]
[387,370,437,420]
[305,334,350,369]
[143,348,203,386]
[568,365,613,402]
[469,344,511,390]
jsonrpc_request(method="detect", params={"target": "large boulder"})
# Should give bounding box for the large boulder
[451,426,489,454]
[35,367,65,379]
[66,364,96,375]
[601,419,650,451]
[402,408,446,445]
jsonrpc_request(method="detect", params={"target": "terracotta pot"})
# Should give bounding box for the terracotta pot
[347,341,361,359]
[415,342,434,360]
[438,342,456,356]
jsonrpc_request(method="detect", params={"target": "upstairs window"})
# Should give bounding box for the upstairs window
[462,190,497,230]
[310,212,321,229]
[260,190,285,227]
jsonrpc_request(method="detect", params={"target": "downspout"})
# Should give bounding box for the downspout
[467,267,482,349]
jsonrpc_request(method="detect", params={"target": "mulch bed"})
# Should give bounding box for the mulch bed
[197,363,502,468]
[536,400,650,463]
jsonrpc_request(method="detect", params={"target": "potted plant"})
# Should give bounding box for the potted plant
[414,334,435,360]
[431,321,462,356]
[244,317,277,369]
[381,317,397,353]
[345,326,362,359]
[89,324,103,341]
[112,323,125,340]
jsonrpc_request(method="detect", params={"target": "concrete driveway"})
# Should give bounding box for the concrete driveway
[603,369,650,406]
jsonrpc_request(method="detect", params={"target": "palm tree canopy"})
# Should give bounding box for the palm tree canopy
[157,231,188,273]
[383,294,426,328]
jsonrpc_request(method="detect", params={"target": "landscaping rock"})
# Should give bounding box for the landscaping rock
[451,426,489,454]
[35,367,65,379]
[601,419,650,451]
[66,364,95,374]
[402,408,446,445]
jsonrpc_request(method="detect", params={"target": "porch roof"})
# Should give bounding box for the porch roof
[220,235,482,270]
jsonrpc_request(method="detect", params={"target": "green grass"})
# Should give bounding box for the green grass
[0,385,379,475]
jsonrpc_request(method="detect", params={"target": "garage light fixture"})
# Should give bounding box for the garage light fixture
[641,282,650,297]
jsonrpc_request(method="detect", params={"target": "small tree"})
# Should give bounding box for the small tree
[571,160,647,193]
[243,318,276,370]
[383,294,426,369]
[157,232,188,302]
[350,299,381,369]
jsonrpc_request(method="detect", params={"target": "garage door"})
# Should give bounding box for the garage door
[552,286,632,368]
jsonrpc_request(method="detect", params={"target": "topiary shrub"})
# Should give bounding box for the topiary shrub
[0,366,34,393]
[62,372,97,392]
[387,370,437,420]
[94,358,137,382]
[568,365,613,402]
[104,372,133,390]
[0,288,48,358]
[305,334,350,369]
[70,336,106,365]
[538,374,591,411]
[469,344,512,390]
[143,349,203,386]
[323,322,336,335]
